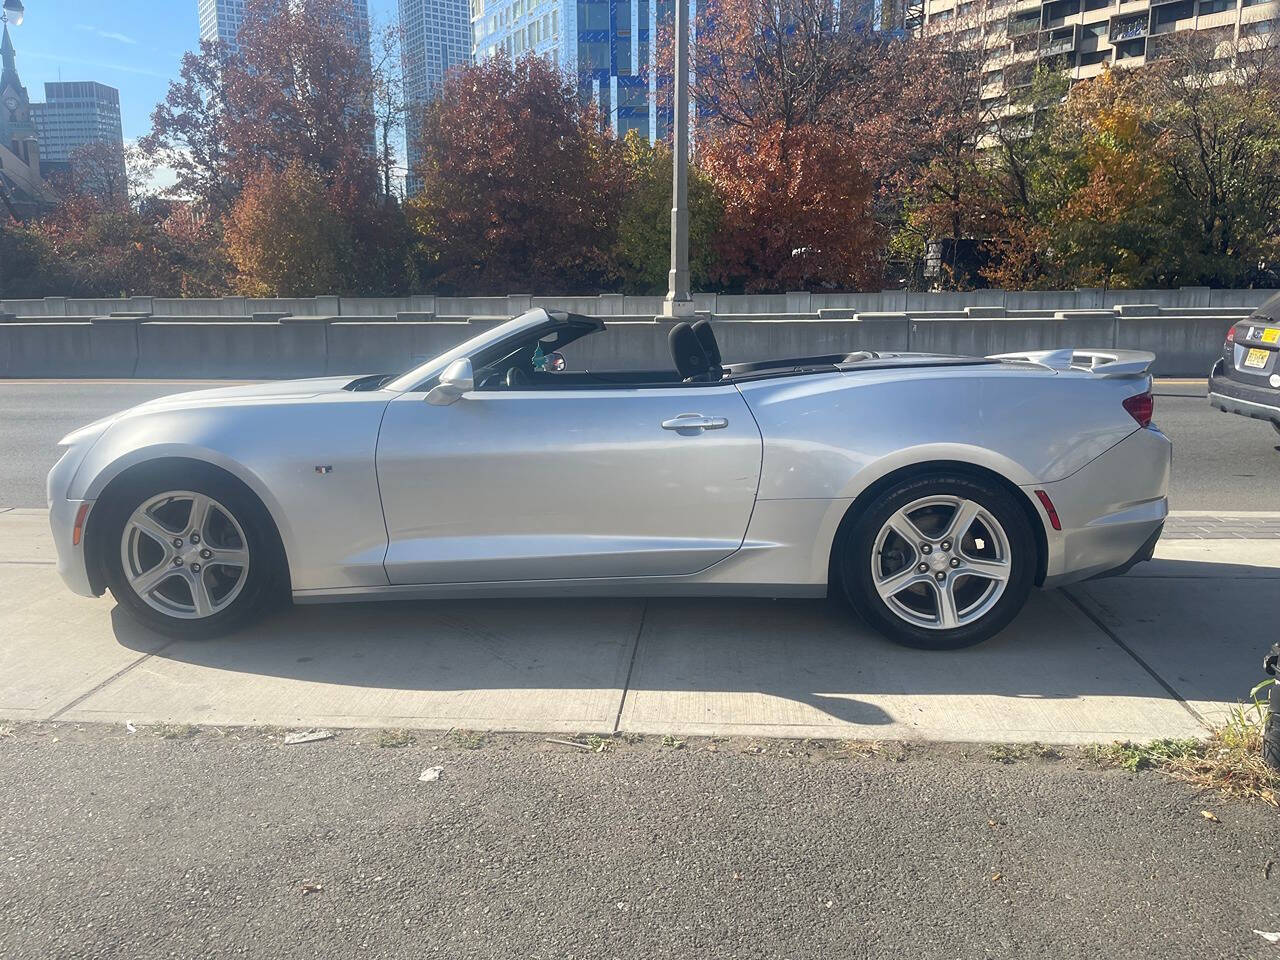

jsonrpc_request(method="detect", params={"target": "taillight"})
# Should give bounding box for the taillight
[1123,391,1153,428]
[1226,325,1235,343]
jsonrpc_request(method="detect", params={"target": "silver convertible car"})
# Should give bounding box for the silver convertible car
[48,309,1171,649]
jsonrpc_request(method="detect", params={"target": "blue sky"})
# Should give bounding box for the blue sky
[7,0,399,142]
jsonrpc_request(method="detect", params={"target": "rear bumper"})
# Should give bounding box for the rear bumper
[1209,359,1280,425]
[1086,523,1163,582]
[1029,426,1171,589]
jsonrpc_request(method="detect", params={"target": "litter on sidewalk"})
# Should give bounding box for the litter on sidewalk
[284,729,335,745]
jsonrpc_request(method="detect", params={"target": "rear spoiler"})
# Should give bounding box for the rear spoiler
[988,348,1155,379]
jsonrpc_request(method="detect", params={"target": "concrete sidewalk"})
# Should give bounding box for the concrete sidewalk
[2,508,1275,744]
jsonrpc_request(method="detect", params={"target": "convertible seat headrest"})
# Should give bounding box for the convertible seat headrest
[691,318,721,367]
[669,321,712,380]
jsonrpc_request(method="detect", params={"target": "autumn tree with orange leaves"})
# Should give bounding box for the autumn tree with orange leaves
[702,124,881,291]
[408,54,622,294]
[680,0,890,290]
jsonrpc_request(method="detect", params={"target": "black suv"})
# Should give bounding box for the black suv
[1209,292,1280,437]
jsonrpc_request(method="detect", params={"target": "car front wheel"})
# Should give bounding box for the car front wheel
[100,468,281,639]
[840,474,1036,650]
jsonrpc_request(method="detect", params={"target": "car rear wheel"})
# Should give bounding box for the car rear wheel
[101,468,281,639]
[840,474,1035,650]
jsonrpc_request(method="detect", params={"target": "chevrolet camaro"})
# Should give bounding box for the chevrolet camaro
[48,309,1171,649]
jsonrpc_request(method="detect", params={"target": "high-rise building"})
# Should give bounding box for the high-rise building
[198,0,371,56]
[30,82,124,170]
[913,0,1276,94]
[471,0,682,144]
[400,0,473,194]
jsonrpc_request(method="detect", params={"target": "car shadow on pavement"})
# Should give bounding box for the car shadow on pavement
[102,560,1271,731]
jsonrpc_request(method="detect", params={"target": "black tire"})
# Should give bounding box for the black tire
[99,464,284,639]
[839,473,1036,650]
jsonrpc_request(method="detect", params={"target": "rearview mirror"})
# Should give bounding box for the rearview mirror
[426,357,474,406]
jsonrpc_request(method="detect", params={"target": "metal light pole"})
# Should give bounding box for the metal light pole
[662,0,694,318]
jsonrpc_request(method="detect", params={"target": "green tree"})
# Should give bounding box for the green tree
[0,221,60,297]
[1140,34,1280,286]
[614,131,722,294]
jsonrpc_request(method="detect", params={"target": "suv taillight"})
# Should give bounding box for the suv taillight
[1123,391,1153,428]
[1227,325,1236,344]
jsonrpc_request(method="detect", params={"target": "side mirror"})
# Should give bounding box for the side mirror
[545,351,567,372]
[426,357,474,406]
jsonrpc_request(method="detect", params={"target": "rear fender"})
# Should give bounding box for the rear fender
[832,443,1037,503]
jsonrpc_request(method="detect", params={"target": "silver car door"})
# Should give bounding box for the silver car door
[376,384,762,584]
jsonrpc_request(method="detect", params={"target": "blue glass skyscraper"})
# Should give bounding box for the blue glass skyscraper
[471,0,685,141]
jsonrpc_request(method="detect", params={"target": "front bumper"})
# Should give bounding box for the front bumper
[1209,359,1280,426]
[49,496,98,598]
[47,444,100,598]
[1029,426,1172,589]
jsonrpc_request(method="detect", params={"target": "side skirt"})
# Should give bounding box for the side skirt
[293,579,828,604]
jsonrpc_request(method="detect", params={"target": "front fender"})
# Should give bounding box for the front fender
[68,395,393,592]
[74,440,299,573]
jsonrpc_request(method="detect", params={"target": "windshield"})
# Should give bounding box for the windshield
[384,311,552,392]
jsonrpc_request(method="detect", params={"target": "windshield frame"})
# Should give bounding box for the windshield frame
[385,309,563,393]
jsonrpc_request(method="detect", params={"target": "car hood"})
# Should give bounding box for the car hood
[58,376,383,445]
[136,375,376,407]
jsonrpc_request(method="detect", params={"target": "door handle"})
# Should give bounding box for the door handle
[662,414,729,432]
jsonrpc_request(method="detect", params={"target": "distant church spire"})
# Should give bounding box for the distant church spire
[1,26,21,97]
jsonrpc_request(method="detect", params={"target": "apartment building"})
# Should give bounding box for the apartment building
[920,0,1276,98]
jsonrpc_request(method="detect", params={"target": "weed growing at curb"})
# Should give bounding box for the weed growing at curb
[451,729,489,750]
[154,723,200,740]
[989,743,1062,764]
[1086,738,1201,771]
[1088,703,1278,806]
[377,728,416,749]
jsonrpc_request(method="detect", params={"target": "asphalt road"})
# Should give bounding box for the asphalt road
[0,378,1276,510]
[0,726,1276,960]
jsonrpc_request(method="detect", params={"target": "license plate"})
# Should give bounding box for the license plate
[1245,347,1270,369]
[1263,328,1280,344]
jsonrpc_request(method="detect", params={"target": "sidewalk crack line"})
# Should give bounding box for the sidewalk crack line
[612,600,648,734]
[1062,589,1207,730]
[47,640,177,721]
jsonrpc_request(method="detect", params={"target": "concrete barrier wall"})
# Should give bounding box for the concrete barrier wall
[0,321,139,378]
[5,287,1275,320]
[0,304,1259,379]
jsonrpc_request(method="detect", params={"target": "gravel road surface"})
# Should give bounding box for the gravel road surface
[1,725,1276,960]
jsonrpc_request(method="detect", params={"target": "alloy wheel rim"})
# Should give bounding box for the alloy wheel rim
[120,491,250,620]
[869,495,1011,631]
